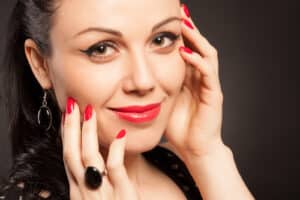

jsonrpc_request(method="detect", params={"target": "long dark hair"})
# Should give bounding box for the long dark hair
[0,0,68,199]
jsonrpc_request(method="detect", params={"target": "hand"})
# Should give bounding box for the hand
[165,4,225,159]
[61,98,140,200]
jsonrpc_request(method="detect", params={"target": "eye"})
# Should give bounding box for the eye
[151,32,180,48]
[81,41,118,61]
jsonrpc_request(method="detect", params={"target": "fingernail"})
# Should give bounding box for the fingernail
[179,46,193,54]
[84,104,93,121]
[182,4,190,18]
[62,112,65,125]
[66,97,75,114]
[116,129,126,139]
[182,19,194,29]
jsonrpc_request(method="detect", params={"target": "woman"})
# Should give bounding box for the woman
[0,0,255,199]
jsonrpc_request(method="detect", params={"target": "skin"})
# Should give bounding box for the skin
[24,0,255,199]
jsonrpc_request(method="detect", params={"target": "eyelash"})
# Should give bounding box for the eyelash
[152,32,180,48]
[81,41,117,58]
[81,31,180,59]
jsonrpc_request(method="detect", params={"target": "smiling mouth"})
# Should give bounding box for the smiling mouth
[108,103,161,123]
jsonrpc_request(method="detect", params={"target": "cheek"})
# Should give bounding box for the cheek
[49,55,122,112]
[48,49,186,113]
[154,52,186,95]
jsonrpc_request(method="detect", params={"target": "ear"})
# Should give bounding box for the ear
[24,39,52,90]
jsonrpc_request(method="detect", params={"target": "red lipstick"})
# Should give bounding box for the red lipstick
[109,103,161,123]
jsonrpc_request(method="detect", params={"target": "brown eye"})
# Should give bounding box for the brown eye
[152,32,180,48]
[154,36,165,45]
[94,45,107,54]
[82,41,117,58]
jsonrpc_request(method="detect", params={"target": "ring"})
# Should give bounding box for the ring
[84,166,107,189]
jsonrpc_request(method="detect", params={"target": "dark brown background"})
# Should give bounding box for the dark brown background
[0,0,296,199]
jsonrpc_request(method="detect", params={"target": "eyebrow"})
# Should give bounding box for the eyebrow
[74,16,182,38]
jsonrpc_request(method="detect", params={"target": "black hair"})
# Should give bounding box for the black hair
[0,0,69,199]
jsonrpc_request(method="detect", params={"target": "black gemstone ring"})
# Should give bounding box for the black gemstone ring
[84,166,107,189]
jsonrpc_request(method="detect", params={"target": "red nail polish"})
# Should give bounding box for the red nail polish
[84,104,93,121]
[116,129,126,139]
[66,97,75,114]
[182,4,191,18]
[179,46,193,54]
[182,19,194,29]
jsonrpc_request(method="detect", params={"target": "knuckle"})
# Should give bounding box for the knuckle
[106,161,122,173]
[69,185,74,194]
[81,153,93,166]
[69,187,79,200]
[195,54,203,63]
[218,92,224,102]
[63,119,72,130]
[210,47,218,56]
[63,150,73,163]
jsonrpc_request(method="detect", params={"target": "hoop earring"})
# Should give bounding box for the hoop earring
[37,90,53,131]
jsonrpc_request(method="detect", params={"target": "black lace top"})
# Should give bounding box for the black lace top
[0,146,202,200]
[143,146,202,200]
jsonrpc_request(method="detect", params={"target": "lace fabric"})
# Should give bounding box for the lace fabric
[0,146,202,200]
[143,146,202,200]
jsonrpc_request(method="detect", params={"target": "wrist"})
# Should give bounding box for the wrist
[181,139,233,164]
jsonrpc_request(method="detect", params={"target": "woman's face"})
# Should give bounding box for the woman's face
[47,0,186,153]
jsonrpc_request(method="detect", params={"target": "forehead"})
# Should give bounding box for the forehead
[52,0,181,39]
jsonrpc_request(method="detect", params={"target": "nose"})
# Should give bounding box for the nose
[123,52,155,96]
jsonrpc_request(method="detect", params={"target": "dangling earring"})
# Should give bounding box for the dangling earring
[37,90,53,131]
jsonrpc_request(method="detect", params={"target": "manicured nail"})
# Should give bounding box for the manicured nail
[66,97,75,114]
[116,129,126,139]
[179,46,193,54]
[182,19,194,29]
[182,4,190,18]
[84,104,93,121]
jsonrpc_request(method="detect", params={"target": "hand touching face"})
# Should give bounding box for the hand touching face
[61,99,140,199]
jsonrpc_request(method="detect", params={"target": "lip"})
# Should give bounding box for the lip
[108,103,161,123]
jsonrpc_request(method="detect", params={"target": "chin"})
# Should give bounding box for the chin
[125,137,162,155]
[98,96,175,154]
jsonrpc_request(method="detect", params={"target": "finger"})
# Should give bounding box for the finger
[60,112,65,139]
[61,112,82,200]
[62,97,85,183]
[179,47,222,92]
[81,104,105,170]
[180,6,218,58]
[81,104,107,186]
[183,64,203,101]
[183,64,194,91]
[65,164,83,200]
[80,104,115,200]
[180,4,219,75]
[107,129,139,199]
[62,116,77,187]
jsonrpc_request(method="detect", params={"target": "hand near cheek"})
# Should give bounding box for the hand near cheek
[165,5,225,159]
[61,98,139,200]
